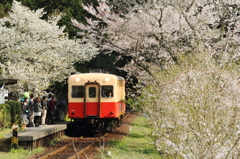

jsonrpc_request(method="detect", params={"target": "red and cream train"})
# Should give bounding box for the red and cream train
[67,70,126,133]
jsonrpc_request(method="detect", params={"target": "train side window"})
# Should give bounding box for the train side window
[102,86,113,98]
[72,86,84,98]
[89,87,96,98]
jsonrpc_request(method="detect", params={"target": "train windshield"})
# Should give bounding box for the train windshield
[88,87,96,98]
[102,85,113,98]
[72,85,84,98]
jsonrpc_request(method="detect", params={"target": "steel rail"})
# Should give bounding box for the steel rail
[67,133,108,159]
[66,111,134,159]
[38,110,134,159]
[38,136,83,159]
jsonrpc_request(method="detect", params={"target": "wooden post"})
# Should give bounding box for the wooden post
[11,124,19,149]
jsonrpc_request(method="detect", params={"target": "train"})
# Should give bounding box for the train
[67,69,126,134]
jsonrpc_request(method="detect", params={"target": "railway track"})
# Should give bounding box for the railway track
[38,134,107,159]
[37,110,135,159]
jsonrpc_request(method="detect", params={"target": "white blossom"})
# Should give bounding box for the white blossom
[0,0,98,95]
[72,0,240,86]
[72,1,240,158]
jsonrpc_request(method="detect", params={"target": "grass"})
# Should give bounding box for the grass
[0,128,12,138]
[49,136,66,146]
[97,115,161,159]
[0,135,67,159]
[0,147,45,159]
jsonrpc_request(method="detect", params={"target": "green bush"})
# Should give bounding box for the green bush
[0,103,11,128]
[5,101,22,125]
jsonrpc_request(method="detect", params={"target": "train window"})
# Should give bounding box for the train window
[89,87,96,98]
[72,86,84,98]
[102,85,113,98]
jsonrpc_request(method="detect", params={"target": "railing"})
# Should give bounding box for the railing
[89,69,109,73]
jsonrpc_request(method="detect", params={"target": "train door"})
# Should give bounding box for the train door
[84,83,100,117]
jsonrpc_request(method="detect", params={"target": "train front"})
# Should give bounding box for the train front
[67,73,126,133]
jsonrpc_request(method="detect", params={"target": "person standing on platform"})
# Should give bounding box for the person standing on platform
[57,100,66,121]
[27,94,35,127]
[33,97,42,127]
[46,94,52,123]
[22,98,28,114]
[41,96,47,125]
[49,96,56,124]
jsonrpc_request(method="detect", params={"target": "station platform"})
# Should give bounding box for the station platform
[0,121,70,151]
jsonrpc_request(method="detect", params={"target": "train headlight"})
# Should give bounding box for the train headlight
[105,78,109,82]
[76,78,80,82]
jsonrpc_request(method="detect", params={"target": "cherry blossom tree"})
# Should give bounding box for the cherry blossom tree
[72,0,240,87]
[140,53,240,158]
[0,0,98,95]
[72,0,240,158]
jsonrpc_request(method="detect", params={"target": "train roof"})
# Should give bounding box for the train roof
[69,73,125,81]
